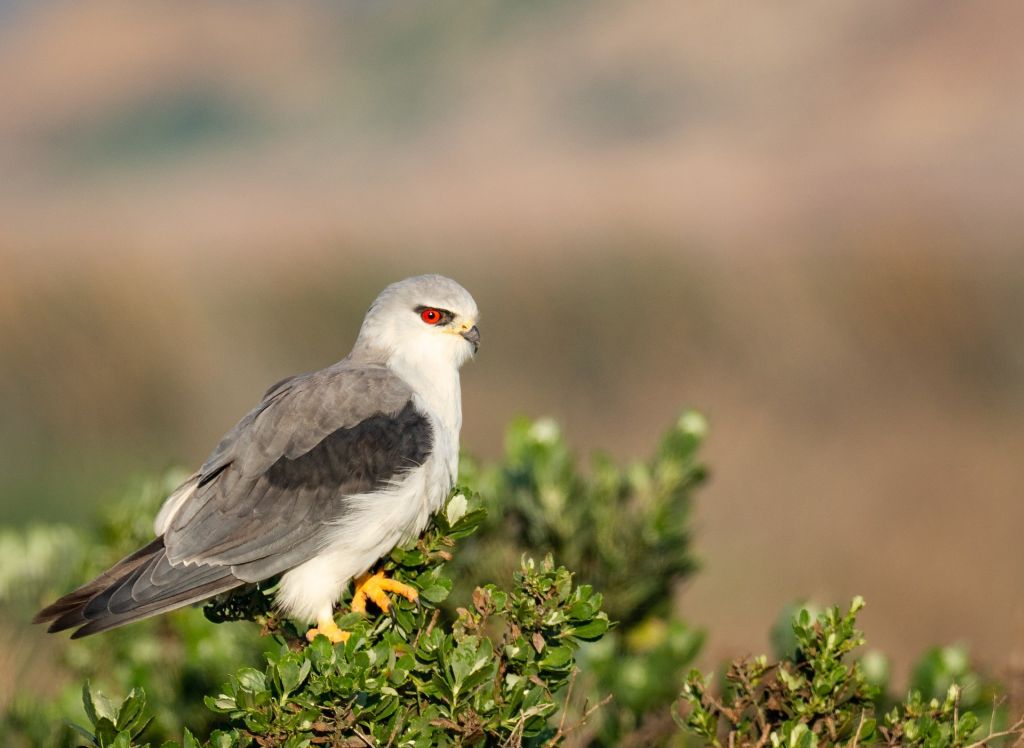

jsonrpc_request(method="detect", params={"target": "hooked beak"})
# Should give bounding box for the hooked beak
[460,325,480,352]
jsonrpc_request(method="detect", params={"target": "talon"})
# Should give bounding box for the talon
[351,570,418,614]
[305,617,350,644]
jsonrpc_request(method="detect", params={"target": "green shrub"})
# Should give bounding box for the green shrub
[18,490,612,747]
[677,598,1023,747]
[1,474,271,747]
[1,411,705,746]
[456,411,708,743]
[3,411,1019,746]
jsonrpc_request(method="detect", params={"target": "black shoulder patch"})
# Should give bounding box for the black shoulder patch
[265,401,433,495]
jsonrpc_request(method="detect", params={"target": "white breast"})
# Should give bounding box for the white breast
[275,365,462,623]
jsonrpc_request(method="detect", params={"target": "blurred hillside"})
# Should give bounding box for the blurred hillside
[1,0,1023,681]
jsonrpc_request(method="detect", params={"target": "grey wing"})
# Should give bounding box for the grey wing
[35,362,433,637]
[164,364,433,578]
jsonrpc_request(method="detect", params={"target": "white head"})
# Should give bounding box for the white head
[353,275,480,370]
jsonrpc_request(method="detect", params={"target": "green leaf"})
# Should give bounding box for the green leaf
[109,731,133,748]
[857,717,876,740]
[204,694,237,713]
[569,616,610,640]
[419,579,452,604]
[539,645,573,670]
[448,636,495,699]
[114,688,147,733]
[277,654,311,697]
[83,681,118,726]
[958,711,980,738]
[69,723,100,747]
[445,493,468,525]
[82,681,99,728]
[235,667,267,694]
[94,717,119,747]
[182,727,201,748]
[207,731,239,748]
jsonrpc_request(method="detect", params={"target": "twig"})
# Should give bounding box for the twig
[704,690,742,724]
[850,711,866,748]
[736,662,769,737]
[425,608,440,638]
[382,710,404,748]
[753,724,771,748]
[553,669,578,739]
[965,715,1024,748]
[412,608,440,648]
[542,691,613,748]
[954,686,961,738]
[350,726,376,747]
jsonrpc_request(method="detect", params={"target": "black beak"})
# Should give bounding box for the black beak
[461,325,480,352]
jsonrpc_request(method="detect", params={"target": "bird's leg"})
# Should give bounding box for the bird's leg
[351,570,418,614]
[305,607,350,644]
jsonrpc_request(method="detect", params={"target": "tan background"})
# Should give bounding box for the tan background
[1,0,1023,682]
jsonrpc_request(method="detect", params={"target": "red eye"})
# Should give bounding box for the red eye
[420,308,442,325]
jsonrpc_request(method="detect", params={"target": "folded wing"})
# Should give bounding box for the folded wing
[34,362,433,638]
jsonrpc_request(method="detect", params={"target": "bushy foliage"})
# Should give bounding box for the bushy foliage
[0,411,705,747]
[3,411,1020,747]
[8,485,615,747]
[1,474,270,747]
[678,598,1023,747]
[457,411,708,743]
[459,411,705,624]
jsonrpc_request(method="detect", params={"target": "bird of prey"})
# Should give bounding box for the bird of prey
[35,274,480,643]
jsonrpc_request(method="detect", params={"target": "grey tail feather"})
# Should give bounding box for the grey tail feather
[33,538,167,624]
[68,577,242,638]
[34,537,244,638]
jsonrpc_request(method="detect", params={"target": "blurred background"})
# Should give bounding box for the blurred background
[1,0,1023,689]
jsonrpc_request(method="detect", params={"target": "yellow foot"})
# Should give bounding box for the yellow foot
[351,570,418,614]
[305,617,350,644]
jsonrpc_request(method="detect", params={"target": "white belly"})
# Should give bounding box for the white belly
[275,437,455,622]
